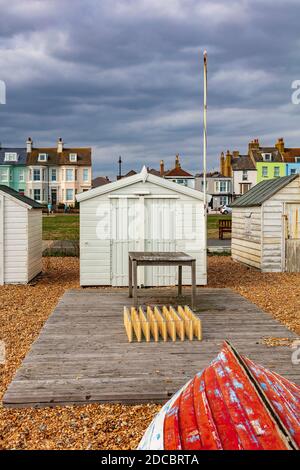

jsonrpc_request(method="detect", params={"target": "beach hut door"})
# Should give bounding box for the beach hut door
[285,203,300,272]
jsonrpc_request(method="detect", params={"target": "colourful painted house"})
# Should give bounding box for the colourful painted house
[0,148,27,194]
[286,162,300,176]
[256,162,286,182]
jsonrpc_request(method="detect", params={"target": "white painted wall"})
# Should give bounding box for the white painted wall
[233,170,257,195]
[232,177,300,272]
[27,209,43,281]
[232,206,262,269]
[0,191,42,285]
[79,175,207,287]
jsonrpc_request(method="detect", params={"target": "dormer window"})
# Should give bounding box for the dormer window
[69,153,77,162]
[38,153,48,162]
[295,157,300,163]
[262,153,272,162]
[4,152,18,162]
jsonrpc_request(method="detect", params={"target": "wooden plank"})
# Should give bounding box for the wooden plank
[146,306,159,342]
[153,306,167,342]
[184,306,202,341]
[162,306,176,342]
[169,306,185,341]
[131,307,142,342]
[3,288,298,408]
[123,307,133,343]
[139,307,150,342]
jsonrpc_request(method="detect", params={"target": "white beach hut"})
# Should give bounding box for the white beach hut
[0,185,43,285]
[231,174,300,272]
[76,167,209,287]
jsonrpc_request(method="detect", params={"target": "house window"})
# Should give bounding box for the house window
[220,196,228,206]
[51,169,57,181]
[66,169,74,181]
[291,168,297,175]
[38,153,48,162]
[262,153,272,162]
[217,180,230,192]
[34,189,41,201]
[262,166,268,177]
[66,189,74,201]
[274,166,280,177]
[33,169,41,181]
[4,152,18,162]
[0,168,9,182]
[83,168,89,182]
[19,170,25,182]
[242,170,248,181]
[69,153,77,162]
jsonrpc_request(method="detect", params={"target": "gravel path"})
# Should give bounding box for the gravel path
[0,257,299,449]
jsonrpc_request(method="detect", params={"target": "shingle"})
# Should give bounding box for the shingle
[0,185,43,208]
[231,175,298,207]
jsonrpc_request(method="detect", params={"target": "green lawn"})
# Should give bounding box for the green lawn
[43,215,79,240]
[42,213,231,241]
[207,214,231,239]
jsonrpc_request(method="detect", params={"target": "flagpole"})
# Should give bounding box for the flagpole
[203,50,208,268]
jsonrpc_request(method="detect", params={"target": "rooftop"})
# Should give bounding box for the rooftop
[0,184,43,208]
[231,174,298,207]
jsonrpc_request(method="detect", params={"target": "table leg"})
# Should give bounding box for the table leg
[128,257,132,298]
[191,260,196,309]
[178,265,182,296]
[133,260,138,307]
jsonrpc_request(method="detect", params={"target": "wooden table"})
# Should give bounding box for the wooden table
[128,251,197,307]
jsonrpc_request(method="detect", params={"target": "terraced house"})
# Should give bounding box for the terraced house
[26,138,92,205]
[0,146,27,194]
[221,138,300,198]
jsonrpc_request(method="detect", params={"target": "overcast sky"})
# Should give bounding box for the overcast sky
[1,0,300,179]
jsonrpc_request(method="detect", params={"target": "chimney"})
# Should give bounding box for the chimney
[225,150,232,177]
[232,150,239,158]
[248,138,260,153]
[220,152,225,175]
[26,137,33,153]
[57,137,64,153]
[175,154,181,169]
[160,160,165,176]
[275,137,285,154]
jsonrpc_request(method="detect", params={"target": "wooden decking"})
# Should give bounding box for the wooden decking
[3,288,299,407]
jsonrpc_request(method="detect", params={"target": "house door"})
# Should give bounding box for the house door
[51,188,57,205]
[285,203,300,272]
[110,196,177,286]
